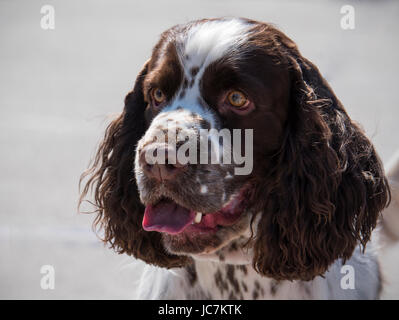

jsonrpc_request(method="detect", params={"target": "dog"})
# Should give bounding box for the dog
[80,18,397,299]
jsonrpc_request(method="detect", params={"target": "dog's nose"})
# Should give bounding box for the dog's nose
[139,145,186,182]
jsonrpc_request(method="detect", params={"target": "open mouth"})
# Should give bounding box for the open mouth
[142,187,249,235]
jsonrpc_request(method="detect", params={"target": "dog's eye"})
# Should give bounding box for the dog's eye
[227,90,248,108]
[151,88,166,104]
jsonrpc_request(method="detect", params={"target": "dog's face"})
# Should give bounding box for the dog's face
[134,18,290,255]
[80,17,390,281]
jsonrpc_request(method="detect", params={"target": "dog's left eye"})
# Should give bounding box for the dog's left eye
[227,90,248,108]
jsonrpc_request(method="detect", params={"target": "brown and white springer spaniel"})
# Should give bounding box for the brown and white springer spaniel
[80,18,393,299]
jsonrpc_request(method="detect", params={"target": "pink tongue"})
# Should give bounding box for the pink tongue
[142,199,195,234]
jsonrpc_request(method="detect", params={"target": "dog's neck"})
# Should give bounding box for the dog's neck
[185,237,315,299]
[191,236,253,265]
[190,211,259,264]
[177,214,317,299]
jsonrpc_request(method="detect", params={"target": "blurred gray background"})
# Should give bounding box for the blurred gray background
[0,0,398,299]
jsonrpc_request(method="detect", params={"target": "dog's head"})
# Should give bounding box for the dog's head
[80,18,390,280]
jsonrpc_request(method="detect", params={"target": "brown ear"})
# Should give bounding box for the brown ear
[79,62,190,268]
[252,40,391,281]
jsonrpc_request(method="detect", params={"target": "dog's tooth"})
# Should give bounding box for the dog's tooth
[194,212,202,224]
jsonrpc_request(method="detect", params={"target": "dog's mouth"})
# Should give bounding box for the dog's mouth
[142,187,249,235]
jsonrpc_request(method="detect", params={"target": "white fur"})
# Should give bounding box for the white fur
[133,243,381,300]
[180,18,251,79]
[200,185,208,194]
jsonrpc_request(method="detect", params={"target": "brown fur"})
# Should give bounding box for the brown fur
[79,62,190,268]
[248,23,391,280]
[79,19,390,281]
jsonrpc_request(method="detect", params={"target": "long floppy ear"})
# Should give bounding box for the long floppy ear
[252,38,391,281]
[79,62,190,268]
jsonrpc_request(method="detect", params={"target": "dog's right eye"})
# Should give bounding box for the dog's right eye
[151,88,166,105]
